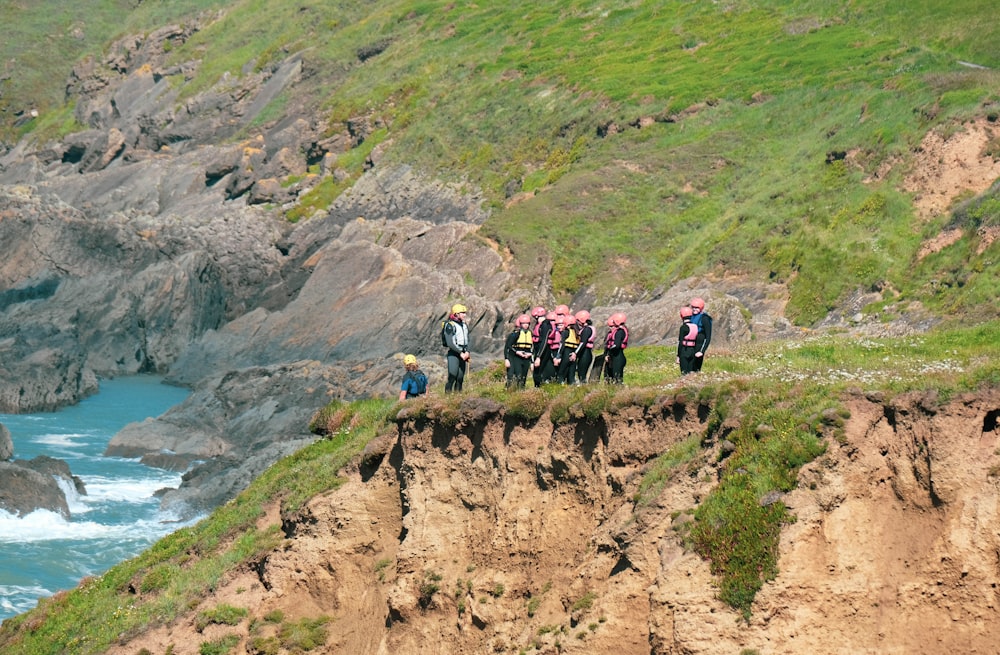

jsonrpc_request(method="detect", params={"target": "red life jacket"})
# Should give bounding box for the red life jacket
[579,324,595,349]
[682,322,699,347]
[547,324,563,350]
[532,319,550,343]
[606,325,628,350]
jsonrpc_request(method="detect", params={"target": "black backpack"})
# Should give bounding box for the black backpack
[440,320,453,348]
[406,371,428,395]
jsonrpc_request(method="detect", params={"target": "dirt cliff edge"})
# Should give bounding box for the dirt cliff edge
[106,389,1000,655]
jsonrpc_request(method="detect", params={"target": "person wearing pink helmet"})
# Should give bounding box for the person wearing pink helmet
[604,312,629,384]
[688,297,713,372]
[504,314,534,389]
[677,306,704,375]
[557,313,580,384]
[530,306,552,387]
[536,311,564,384]
[573,310,595,383]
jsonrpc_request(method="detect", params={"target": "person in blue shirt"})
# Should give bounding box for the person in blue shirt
[399,354,428,400]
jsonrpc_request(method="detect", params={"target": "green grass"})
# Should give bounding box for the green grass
[196,604,248,632]
[276,616,330,651]
[634,434,703,506]
[199,634,240,655]
[5,1,1000,324]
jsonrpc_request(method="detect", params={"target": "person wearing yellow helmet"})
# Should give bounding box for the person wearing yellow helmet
[504,314,534,389]
[442,303,471,392]
[399,354,428,400]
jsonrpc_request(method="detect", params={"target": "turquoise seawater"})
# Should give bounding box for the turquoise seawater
[0,376,193,620]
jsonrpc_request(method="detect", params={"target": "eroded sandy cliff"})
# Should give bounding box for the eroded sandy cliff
[103,388,1000,654]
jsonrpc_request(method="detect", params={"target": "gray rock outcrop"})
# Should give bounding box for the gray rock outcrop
[0,455,86,518]
[0,423,12,461]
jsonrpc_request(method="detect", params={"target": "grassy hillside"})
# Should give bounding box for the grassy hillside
[1,322,998,653]
[2,1,999,324]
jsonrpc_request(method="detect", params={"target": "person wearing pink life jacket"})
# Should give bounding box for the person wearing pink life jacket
[530,306,550,387]
[539,310,564,384]
[677,306,704,375]
[605,312,629,384]
[573,310,595,384]
[505,314,534,389]
[689,297,713,372]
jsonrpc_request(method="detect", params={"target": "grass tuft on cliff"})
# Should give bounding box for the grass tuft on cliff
[1,321,997,652]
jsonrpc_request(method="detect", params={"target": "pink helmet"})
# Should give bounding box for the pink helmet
[555,304,570,315]
[575,310,591,323]
[531,306,547,318]
[680,306,693,318]
[564,314,577,326]
[613,312,627,325]
[517,314,531,327]
[690,297,705,311]
[606,316,616,327]
[546,311,557,322]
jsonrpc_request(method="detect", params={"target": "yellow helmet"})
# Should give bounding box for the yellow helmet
[403,354,417,366]
[452,303,468,314]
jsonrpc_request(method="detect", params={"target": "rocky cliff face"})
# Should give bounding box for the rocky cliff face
[100,389,1000,654]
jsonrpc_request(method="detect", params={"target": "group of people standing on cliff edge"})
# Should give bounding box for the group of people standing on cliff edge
[400,297,713,398]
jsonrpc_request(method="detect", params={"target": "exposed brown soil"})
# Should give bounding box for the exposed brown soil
[903,117,1000,220]
[105,389,1000,655]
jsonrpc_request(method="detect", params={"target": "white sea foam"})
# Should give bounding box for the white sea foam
[0,376,194,621]
[32,431,94,448]
[0,508,106,542]
[82,474,182,504]
[55,476,91,515]
[0,585,51,614]
[0,508,190,543]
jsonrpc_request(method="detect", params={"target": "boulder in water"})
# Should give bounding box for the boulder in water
[0,455,87,518]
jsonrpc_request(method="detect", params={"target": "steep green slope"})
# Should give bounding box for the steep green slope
[2,1,999,320]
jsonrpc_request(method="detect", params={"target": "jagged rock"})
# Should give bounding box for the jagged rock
[17,455,87,497]
[107,360,349,517]
[0,455,86,518]
[0,423,12,460]
[248,178,291,205]
[0,188,229,411]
